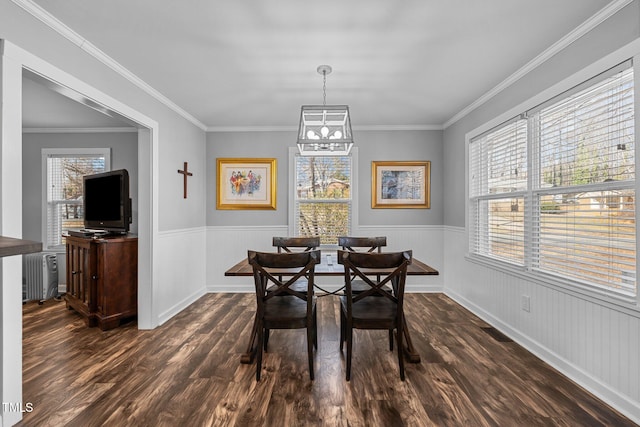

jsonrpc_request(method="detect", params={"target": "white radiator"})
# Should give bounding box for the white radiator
[23,253,58,303]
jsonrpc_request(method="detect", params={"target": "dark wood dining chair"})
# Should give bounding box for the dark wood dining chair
[337,249,412,381]
[338,236,388,293]
[248,249,320,381]
[272,236,320,292]
[337,236,386,253]
[273,236,320,253]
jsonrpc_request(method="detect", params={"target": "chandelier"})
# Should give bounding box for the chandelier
[297,65,353,156]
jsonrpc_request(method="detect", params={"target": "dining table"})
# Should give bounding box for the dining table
[225,251,439,365]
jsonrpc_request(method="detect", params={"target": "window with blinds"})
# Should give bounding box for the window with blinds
[469,61,636,298]
[469,118,527,264]
[294,155,351,245]
[44,149,109,250]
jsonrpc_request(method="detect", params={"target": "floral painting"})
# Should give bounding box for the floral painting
[217,158,276,210]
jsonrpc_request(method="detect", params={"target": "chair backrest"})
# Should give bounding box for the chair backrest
[338,236,387,253]
[248,250,321,301]
[337,249,412,305]
[272,236,321,253]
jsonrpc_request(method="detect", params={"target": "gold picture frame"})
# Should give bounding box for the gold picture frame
[372,161,430,209]
[217,158,277,210]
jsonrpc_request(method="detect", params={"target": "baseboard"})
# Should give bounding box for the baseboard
[445,289,640,425]
[157,287,208,326]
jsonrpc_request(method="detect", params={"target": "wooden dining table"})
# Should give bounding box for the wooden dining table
[225,251,439,365]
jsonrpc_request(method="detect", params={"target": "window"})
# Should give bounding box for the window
[469,61,636,298]
[292,153,352,245]
[43,148,110,250]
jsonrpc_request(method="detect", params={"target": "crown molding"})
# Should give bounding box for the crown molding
[206,125,296,132]
[11,0,208,132]
[206,124,443,132]
[443,0,634,129]
[12,0,631,134]
[22,127,137,134]
[354,124,444,131]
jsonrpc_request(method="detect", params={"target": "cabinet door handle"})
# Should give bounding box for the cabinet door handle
[71,270,81,275]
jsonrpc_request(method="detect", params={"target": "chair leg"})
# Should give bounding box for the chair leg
[339,309,345,351]
[389,329,394,351]
[346,325,353,381]
[256,323,264,382]
[307,324,315,381]
[264,329,270,352]
[313,305,318,350]
[396,324,405,381]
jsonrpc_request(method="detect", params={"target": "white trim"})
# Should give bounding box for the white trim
[12,0,630,133]
[466,38,640,145]
[444,0,634,129]
[157,225,207,238]
[157,288,207,326]
[288,147,358,239]
[464,39,640,312]
[11,0,207,132]
[446,288,640,425]
[207,124,444,132]
[23,127,137,134]
[2,39,160,330]
[40,147,111,251]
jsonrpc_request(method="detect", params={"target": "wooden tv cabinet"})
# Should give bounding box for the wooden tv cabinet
[64,234,137,330]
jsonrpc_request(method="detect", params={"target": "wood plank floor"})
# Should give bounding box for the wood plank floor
[19,293,636,426]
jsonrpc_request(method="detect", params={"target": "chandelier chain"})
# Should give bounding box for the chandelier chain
[322,72,327,107]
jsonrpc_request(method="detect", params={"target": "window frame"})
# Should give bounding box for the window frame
[466,51,640,309]
[288,147,358,247]
[41,148,111,251]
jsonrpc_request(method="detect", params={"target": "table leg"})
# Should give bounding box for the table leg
[402,316,421,363]
[240,313,258,364]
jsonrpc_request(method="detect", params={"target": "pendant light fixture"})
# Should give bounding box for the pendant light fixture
[297,65,353,156]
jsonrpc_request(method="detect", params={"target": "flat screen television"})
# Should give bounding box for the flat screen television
[83,169,132,234]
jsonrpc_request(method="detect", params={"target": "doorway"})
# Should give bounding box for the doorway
[1,39,157,425]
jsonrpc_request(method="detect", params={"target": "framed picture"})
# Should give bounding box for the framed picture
[217,158,277,210]
[372,161,430,209]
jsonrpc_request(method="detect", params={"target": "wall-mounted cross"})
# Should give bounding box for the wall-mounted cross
[177,162,193,199]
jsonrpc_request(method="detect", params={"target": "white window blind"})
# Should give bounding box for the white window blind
[44,149,109,250]
[469,61,636,298]
[531,65,635,295]
[469,118,528,264]
[295,155,351,245]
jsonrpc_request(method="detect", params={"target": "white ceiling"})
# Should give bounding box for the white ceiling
[23,0,613,130]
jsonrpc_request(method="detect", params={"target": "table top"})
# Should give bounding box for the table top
[0,236,42,258]
[224,251,439,276]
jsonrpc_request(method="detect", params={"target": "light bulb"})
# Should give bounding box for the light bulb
[321,126,329,138]
[307,130,316,139]
[334,130,342,139]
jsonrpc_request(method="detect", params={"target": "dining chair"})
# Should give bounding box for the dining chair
[337,249,412,381]
[248,249,320,381]
[272,236,320,292]
[273,236,320,253]
[338,236,388,293]
[337,236,386,253]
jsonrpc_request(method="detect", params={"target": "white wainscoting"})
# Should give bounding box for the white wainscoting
[155,227,208,325]
[444,226,640,424]
[207,225,444,293]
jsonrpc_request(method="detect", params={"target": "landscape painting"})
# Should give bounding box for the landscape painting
[372,161,430,208]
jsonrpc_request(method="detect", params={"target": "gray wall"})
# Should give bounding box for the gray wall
[22,132,139,242]
[1,0,208,232]
[443,0,640,227]
[207,129,443,228]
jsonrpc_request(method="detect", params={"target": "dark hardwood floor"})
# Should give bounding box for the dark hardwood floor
[20,293,636,426]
